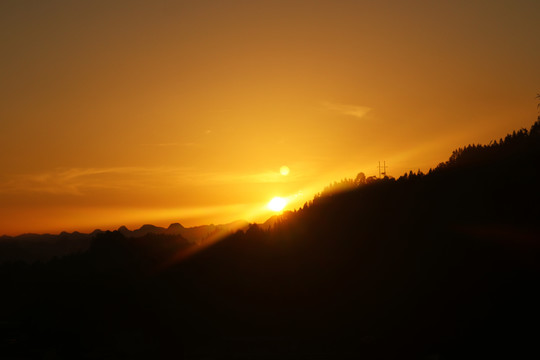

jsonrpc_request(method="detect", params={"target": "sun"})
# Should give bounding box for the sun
[280,165,290,176]
[267,197,287,212]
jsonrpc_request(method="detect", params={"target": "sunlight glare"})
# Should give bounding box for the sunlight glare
[267,197,287,212]
[280,166,290,176]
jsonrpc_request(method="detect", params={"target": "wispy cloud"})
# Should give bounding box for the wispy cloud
[205,171,298,184]
[0,167,186,195]
[0,166,301,195]
[323,102,371,119]
[141,142,202,148]
[141,142,181,147]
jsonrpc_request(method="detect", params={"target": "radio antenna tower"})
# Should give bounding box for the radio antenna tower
[378,161,388,178]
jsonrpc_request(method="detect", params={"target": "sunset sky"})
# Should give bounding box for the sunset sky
[1,0,539,235]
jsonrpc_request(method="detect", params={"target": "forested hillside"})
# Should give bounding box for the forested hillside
[1,119,539,359]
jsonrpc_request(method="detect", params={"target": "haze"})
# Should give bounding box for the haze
[1,0,539,235]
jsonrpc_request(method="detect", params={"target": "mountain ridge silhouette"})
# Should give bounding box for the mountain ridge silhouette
[0,220,250,263]
[1,117,539,359]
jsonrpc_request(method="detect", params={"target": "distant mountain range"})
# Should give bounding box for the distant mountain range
[0,220,250,263]
[1,118,539,358]
[116,220,250,242]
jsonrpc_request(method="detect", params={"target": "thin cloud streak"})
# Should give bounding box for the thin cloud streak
[323,102,372,119]
[0,167,177,195]
[0,167,307,195]
[141,142,202,148]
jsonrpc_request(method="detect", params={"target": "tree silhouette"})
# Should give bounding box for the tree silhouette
[1,117,540,359]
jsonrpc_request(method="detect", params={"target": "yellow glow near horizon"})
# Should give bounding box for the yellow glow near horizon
[267,197,288,212]
[1,1,538,236]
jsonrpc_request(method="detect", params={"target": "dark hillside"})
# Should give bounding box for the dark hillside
[1,119,539,359]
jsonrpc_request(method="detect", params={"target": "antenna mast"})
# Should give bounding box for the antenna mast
[378,161,388,178]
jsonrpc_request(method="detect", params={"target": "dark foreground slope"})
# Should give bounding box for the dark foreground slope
[1,120,539,359]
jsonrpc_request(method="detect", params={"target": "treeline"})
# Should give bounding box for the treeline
[1,118,539,359]
[315,118,540,201]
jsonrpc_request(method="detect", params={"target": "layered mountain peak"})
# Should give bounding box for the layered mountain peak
[168,223,184,230]
[139,224,160,231]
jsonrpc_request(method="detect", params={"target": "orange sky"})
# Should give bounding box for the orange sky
[1,0,539,235]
